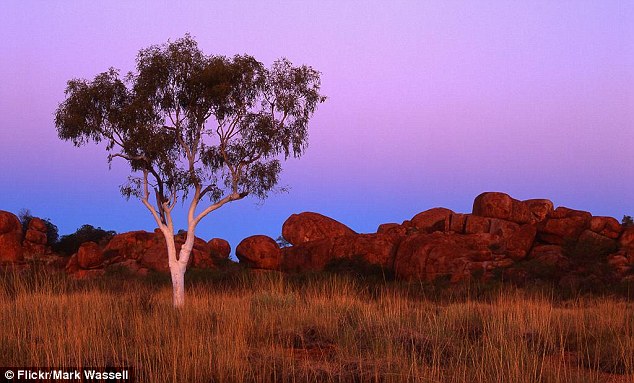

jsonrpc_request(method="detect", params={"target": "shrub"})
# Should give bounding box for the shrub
[53,224,116,256]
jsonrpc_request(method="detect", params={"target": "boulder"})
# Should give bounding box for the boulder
[281,237,334,272]
[236,235,282,270]
[537,216,589,245]
[393,232,494,281]
[208,238,231,259]
[575,230,618,257]
[501,224,537,261]
[137,243,170,273]
[77,241,103,269]
[25,229,47,245]
[174,232,214,269]
[0,211,23,262]
[473,192,551,224]
[473,192,513,221]
[104,231,156,261]
[104,230,216,272]
[548,206,592,221]
[523,199,554,223]
[619,227,634,250]
[589,216,622,239]
[410,208,453,233]
[65,254,80,274]
[509,199,533,224]
[28,218,48,232]
[0,210,21,235]
[528,245,570,269]
[330,234,400,268]
[281,212,356,246]
[448,213,467,233]
[464,215,491,234]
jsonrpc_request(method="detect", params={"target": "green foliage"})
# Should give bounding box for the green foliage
[623,215,633,227]
[53,224,116,256]
[55,34,326,221]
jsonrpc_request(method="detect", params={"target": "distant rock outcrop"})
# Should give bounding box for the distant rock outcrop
[63,230,230,278]
[238,192,633,284]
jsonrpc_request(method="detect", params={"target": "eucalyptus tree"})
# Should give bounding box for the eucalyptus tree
[55,35,325,307]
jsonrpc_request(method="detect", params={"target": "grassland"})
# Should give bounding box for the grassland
[1,266,633,382]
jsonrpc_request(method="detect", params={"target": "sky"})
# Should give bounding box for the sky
[1,1,632,255]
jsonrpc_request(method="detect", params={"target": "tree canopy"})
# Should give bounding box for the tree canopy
[55,34,326,227]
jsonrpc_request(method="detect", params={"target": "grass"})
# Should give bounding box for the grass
[1,266,633,382]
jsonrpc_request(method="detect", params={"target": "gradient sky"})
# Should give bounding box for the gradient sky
[1,1,632,254]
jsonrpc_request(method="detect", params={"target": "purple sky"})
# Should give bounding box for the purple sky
[1,1,632,253]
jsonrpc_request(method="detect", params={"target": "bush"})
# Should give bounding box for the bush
[53,224,116,256]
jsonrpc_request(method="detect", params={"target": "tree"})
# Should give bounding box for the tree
[55,35,326,307]
[54,224,116,256]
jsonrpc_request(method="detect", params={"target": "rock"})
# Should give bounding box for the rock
[473,192,513,221]
[236,235,282,270]
[65,254,80,274]
[77,242,103,269]
[523,199,554,223]
[589,216,622,239]
[281,212,356,246]
[0,211,23,262]
[575,230,618,257]
[0,233,24,263]
[501,224,537,261]
[528,245,570,269]
[138,242,170,273]
[473,192,552,224]
[548,206,592,221]
[619,227,634,249]
[607,253,631,276]
[489,219,520,238]
[25,229,47,245]
[377,223,400,234]
[104,231,156,260]
[28,218,48,232]
[537,215,589,245]
[281,238,334,272]
[104,230,216,272]
[448,213,467,233]
[0,210,21,235]
[208,238,231,259]
[464,215,491,234]
[509,199,533,224]
[330,234,399,268]
[393,232,494,281]
[174,232,214,269]
[410,208,453,233]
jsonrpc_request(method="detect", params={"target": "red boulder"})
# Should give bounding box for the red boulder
[236,235,282,270]
[410,208,453,233]
[77,241,103,269]
[282,212,356,246]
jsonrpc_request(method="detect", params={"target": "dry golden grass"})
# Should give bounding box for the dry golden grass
[1,267,633,382]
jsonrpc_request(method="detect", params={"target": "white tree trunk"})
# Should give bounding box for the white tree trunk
[169,260,187,308]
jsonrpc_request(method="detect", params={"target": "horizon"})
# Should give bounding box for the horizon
[1,1,632,251]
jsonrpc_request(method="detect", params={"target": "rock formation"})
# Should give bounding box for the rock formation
[237,192,633,285]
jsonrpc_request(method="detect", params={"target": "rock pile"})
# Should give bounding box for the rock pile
[23,217,49,257]
[236,192,633,284]
[64,229,231,278]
